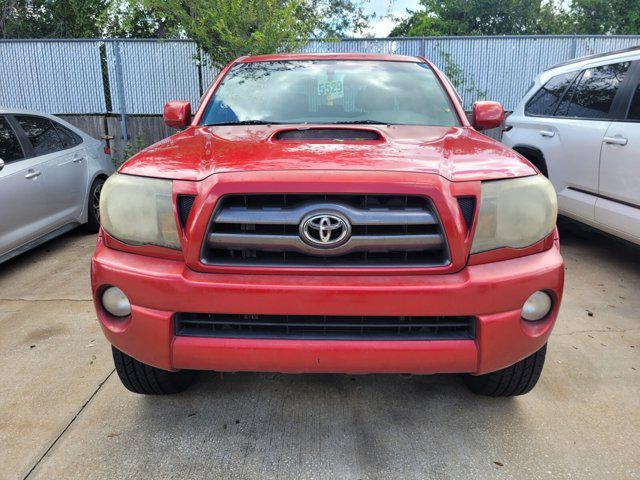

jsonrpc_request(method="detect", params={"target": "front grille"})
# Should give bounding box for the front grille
[202,194,449,267]
[175,313,476,340]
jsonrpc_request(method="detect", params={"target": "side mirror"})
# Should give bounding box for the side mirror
[471,101,504,131]
[163,101,192,129]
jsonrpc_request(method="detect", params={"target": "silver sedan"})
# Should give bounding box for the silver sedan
[0,108,115,263]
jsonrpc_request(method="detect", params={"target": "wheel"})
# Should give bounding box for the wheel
[112,346,195,395]
[86,177,105,233]
[513,146,548,177]
[463,344,547,397]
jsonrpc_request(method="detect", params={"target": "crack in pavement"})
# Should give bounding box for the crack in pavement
[557,327,640,336]
[22,369,115,480]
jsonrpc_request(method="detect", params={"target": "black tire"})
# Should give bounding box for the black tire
[86,177,105,233]
[463,344,547,397]
[112,346,195,395]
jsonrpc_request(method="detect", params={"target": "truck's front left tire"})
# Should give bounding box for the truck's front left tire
[463,344,547,397]
[112,346,195,395]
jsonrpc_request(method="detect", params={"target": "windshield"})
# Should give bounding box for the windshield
[200,60,460,127]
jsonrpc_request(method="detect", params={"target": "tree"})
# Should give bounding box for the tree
[531,2,572,35]
[140,0,370,68]
[0,0,18,37]
[389,0,640,36]
[139,0,310,68]
[570,0,640,34]
[106,0,179,38]
[1,0,370,43]
[615,0,640,34]
[304,0,371,38]
[1,0,111,38]
[390,0,552,37]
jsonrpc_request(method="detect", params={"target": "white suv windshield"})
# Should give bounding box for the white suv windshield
[200,60,460,127]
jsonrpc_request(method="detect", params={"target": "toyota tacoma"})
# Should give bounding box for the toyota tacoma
[92,53,563,397]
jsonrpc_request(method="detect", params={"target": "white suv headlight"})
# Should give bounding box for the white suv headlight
[471,175,557,254]
[99,173,180,249]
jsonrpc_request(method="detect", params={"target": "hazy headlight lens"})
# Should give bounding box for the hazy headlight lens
[471,175,557,253]
[100,173,180,249]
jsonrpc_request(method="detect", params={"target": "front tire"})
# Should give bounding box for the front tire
[112,346,195,395]
[86,177,105,233]
[463,344,547,397]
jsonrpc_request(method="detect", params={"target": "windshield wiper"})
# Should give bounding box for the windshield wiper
[334,120,392,125]
[205,120,283,126]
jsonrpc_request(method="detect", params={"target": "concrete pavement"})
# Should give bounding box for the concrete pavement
[0,227,638,479]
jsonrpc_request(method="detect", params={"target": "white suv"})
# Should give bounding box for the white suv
[503,46,640,245]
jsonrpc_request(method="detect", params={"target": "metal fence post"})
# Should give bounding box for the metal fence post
[112,40,128,141]
[197,46,204,97]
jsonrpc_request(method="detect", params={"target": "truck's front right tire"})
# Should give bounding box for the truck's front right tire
[463,344,547,397]
[112,346,195,395]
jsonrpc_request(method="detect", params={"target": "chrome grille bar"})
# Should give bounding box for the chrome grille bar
[208,233,443,256]
[215,202,436,226]
[202,194,449,267]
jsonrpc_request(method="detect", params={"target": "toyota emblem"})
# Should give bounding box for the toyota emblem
[300,212,351,248]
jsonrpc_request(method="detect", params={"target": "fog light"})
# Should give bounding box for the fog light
[521,291,552,321]
[101,286,131,317]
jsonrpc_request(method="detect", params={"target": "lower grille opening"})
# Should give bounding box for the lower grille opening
[175,313,476,341]
[208,249,445,266]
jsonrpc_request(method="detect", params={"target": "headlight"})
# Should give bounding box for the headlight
[471,175,557,254]
[100,173,180,249]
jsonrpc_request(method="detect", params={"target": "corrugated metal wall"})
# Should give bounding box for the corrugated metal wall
[1,36,639,115]
[0,40,106,113]
[105,40,203,114]
[303,36,640,109]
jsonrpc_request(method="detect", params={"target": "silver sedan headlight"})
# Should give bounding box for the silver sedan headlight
[99,173,180,249]
[471,175,557,254]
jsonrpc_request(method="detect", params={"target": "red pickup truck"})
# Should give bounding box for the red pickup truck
[92,53,563,397]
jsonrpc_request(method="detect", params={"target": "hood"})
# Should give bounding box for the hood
[119,124,535,182]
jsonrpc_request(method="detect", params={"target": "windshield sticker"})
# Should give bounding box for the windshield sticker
[318,73,344,106]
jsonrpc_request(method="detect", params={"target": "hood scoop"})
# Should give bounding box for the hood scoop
[272,127,383,142]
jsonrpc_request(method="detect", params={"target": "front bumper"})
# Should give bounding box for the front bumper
[91,237,563,375]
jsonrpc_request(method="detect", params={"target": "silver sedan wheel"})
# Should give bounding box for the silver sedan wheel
[92,182,103,222]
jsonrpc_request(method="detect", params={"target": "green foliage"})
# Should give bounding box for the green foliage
[106,0,174,38]
[570,0,640,34]
[1,0,370,47]
[1,0,111,38]
[531,2,572,35]
[136,0,370,67]
[140,0,313,68]
[389,0,640,36]
[304,0,371,38]
[115,132,146,167]
[390,0,552,37]
[439,50,486,99]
